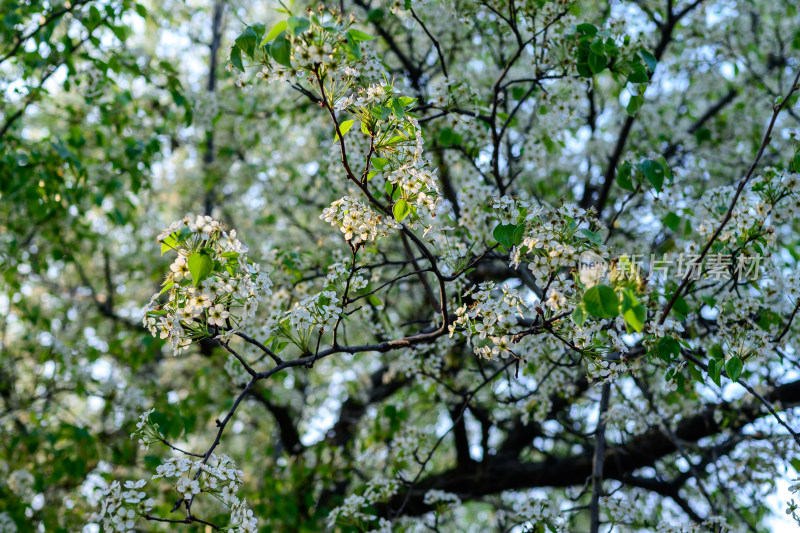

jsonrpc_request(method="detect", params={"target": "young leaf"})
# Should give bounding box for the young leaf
[335,119,355,140]
[583,285,619,318]
[627,66,649,84]
[492,224,517,248]
[188,251,214,286]
[270,35,292,67]
[235,26,258,58]
[346,31,362,59]
[707,359,722,387]
[348,29,375,41]
[158,281,174,296]
[572,305,587,327]
[639,159,665,191]
[370,107,391,121]
[391,98,405,118]
[657,337,681,362]
[580,228,603,245]
[371,157,388,170]
[616,161,634,191]
[287,16,310,36]
[588,52,607,74]
[393,198,411,222]
[640,49,658,72]
[251,22,266,43]
[160,233,179,255]
[620,289,645,331]
[725,356,743,382]
[626,94,644,116]
[663,212,680,232]
[263,20,287,43]
[229,45,244,72]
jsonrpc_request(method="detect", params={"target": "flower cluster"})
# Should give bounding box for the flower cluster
[386,160,441,216]
[450,282,529,359]
[321,196,396,245]
[153,454,249,511]
[129,408,159,451]
[247,9,384,89]
[330,80,442,225]
[423,489,461,508]
[714,295,773,360]
[230,498,258,533]
[327,477,398,529]
[507,202,606,282]
[494,496,566,533]
[7,469,34,502]
[274,260,375,349]
[334,83,390,111]
[586,356,629,384]
[0,513,16,533]
[94,480,153,532]
[143,215,272,355]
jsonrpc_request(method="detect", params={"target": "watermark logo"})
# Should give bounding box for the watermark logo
[576,252,762,282]
[579,251,608,287]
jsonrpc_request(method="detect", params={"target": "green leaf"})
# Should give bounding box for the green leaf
[588,52,607,74]
[616,161,634,191]
[663,212,680,232]
[250,22,265,42]
[626,94,644,116]
[627,66,649,84]
[346,31,362,59]
[438,127,463,147]
[623,304,646,332]
[188,251,214,286]
[371,107,391,121]
[348,29,375,41]
[493,224,518,248]
[576,23,597,36]
[640,49,657,72]
[158,281,174,296]
[583,285,619,319]
[270,35,292,67]
[263,20,287,43]
[235,26,258,58]
[335,119,355,140]
[725,356,743,382]
[657,337,681,362]
[710,343,724,360]
[287,16,310,36]
[230,45,244,72]
[391,98,405,118]
[672,294,690,318]
[621,291,645,333]
[572,305,587,327]
[639,159,665,191]
[371,157,388,170]
[393,198,411,222]
[707,359,722,387]
[580,228,603,245]
[160,233,179,255]
[590,39,605,55]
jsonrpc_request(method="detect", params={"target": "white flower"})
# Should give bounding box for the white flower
[208,304,230,327]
